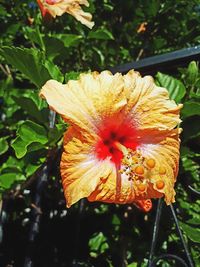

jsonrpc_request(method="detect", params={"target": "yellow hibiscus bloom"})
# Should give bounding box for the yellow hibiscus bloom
[37,0,94,29]
[40,70,182,209]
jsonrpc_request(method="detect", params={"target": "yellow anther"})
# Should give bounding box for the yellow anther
[132,156,138,163]
[156,180,165,190]
[159,166,166,175]
[146,158,155,168]
[137,183,147,192]
[135,165,144,175]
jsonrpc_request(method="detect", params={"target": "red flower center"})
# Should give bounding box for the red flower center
[95,120,138,164]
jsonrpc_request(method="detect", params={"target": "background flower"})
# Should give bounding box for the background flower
[37,0,94,28]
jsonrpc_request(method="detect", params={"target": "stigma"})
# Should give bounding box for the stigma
[95,121,138,164]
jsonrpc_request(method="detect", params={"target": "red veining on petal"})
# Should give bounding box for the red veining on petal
[95,119,138,164]
[45,0,61,4]
[134,199,152,212]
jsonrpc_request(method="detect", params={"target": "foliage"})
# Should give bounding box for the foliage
[0,0,200,266]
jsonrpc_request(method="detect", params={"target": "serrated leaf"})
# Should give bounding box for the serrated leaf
[181,101,200,118]
[156,72,186,103]
[88,29,114,40]
[0,137,9,155]
[0,47,51,88]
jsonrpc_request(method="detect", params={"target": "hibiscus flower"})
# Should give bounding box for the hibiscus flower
[37,0,94,29]
[40,70,182,210]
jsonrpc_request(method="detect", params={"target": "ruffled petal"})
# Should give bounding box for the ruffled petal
[37,0,94,28]
[61,128,114,207]
[138,130,180,204]
[66,3,94,29]
[38,0,69,17]
[88,165,136,204]
[123,70,182,131]
[40,71,127,136]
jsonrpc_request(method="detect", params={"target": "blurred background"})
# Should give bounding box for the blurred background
[0,1,200,266]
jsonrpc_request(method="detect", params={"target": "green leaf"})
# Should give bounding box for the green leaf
[180,222,200,243]
[12,120,48,158]
[43,36,65,58]
[44,60,64,83]
[88,29,114,40]
[89,232,109,258]
[13,96,48,123]
[145,0,160,17]
[0,137,9,155]
[0,47,51,88]
[25,163,41,177]
[65,71,80,82]
[0,5,7,16]
[181,101,200,118]
[92,47,105,65]
[186,61,199,84]
[182,116,200,141]
[17,121,48,143]
[48,123,66,146]
[187,217,200,226]
[24,90,47,110]
[52,34,83,47]
[23,26,45,50]
[0,173,25,189]
[156,72,186,103]
[128,263,137,267]
[0,156,24,173]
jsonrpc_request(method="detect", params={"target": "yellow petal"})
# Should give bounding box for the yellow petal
[123,70,182,131]
[61,127,114,207]
[39,0,94,28]
[40,71,127,136]
[88,166,136,204]
[138,130,180,204]
[66,4,94,29]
